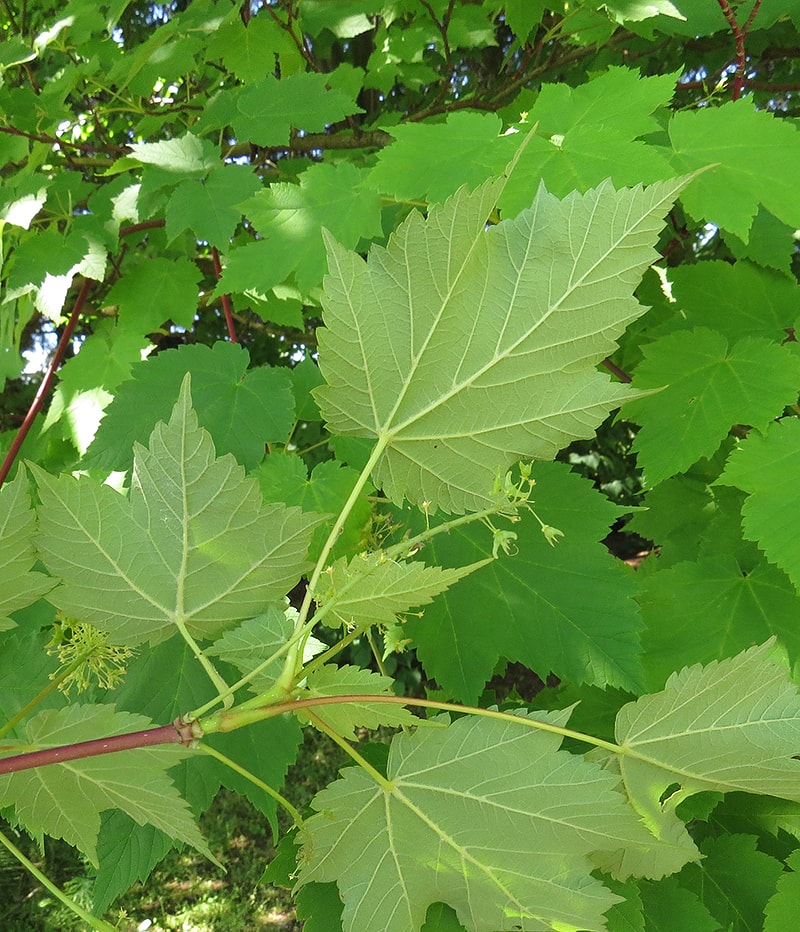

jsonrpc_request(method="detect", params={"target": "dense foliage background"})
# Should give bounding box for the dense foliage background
[4,1,800,929]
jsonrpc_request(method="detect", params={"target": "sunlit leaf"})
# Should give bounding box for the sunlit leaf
[315,176,686,513]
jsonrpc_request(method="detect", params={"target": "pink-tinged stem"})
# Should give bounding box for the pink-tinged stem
[0,719,193,775]
[0,278,92,488]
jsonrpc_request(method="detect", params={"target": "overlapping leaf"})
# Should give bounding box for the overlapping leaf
[86,341,294,472]
[0,471,55,630]
[297,710,663,932]
[315,175,687,513]
[35,376,321,645]
[718,419,800,591]
[314,552,485,631]
[637,554,800,690]
[296,665,417,738]
[405,462,644,702]
[239,161,382,294]
[0,704,209,867]
[254,453,372,562]
[613,642,800,845]
[623,328,800,486]
[669,101,800,238]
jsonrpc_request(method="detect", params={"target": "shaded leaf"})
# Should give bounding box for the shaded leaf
[639,877,718,932]
[679,834,782,931]
[86,341,294,472]
[254,454,372,562]
[638,554,800,690]
[103,255,201,332]
[405,462,644,702]
[166,165,262,247]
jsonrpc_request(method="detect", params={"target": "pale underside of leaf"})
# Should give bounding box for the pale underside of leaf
[613,642,800,844]
[298,711,671,932]
[315,176,687,513]
[34,376,321,645]
[0,704,211,867]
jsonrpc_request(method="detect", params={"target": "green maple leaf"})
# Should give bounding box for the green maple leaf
[206,603,305,695]
[239,161,382,293]
[638,554,800,690]
[212,239,297,298]
[500,67,676,209]
[55,321,148,394]
[254,453,373,562]
[234,73,362,147]
[369,112,511,205]
[127,132,218,174]
[315,552,485,631]
[315,175,687,514]
[93,812,175,916]
[669,101,800,239]
[0,471,56,630]
[613,642,800,848]
[718,419,800,591]
[678,834,782,931]
[296,665,417,738]
[297,709,667,932]
[166,165,262,248]
[85,341,294,472]
[638,877,718,932]
[0,625,62,726]
[35,375,321,646]
[623,328,800,486]
[0,703,210,868]
[503,0,547,42]
[765,849,800,931]
[405,462,644,702]
[103,255,201,331]
[205,10,305,81]
[655,260,800,344]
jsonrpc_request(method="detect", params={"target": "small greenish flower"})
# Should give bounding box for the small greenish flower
[47,619,135,696]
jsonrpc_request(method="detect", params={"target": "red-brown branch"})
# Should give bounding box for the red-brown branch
[716,0,762,100]
[211,246,238,343]
[0,278,92,488]
[0,720,191,775]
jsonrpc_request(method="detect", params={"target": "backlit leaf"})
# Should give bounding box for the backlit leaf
[35,376,320,645]
[315,552,485,631]
[0,471,55,630]
[614,642,800,847]
[0,703,209,868]
[298,710,664,932]
[315,176,687,513]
